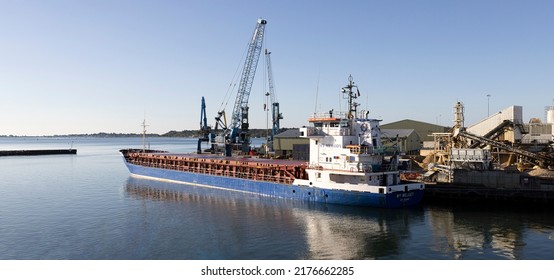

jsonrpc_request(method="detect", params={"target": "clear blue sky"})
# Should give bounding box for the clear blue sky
[1,0,552,136]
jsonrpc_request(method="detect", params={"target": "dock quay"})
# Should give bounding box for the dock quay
[0,149,77,157]
[421,169,554,206]
[424,183,554,206]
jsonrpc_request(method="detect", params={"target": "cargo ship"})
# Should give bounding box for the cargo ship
[120,77,424,208]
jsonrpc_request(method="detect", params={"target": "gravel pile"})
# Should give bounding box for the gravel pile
[527,168,554,178]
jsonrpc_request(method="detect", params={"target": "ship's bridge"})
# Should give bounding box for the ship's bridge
[300,111,382,146]
[300,111,352,137]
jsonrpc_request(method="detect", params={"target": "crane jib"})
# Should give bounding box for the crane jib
[228,19,267,143]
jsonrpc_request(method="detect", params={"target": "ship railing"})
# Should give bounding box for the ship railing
[347,145,375,154]
[310,111,348,119]
[305,127,352,137]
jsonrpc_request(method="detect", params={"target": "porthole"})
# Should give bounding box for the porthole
[308,192,311,195]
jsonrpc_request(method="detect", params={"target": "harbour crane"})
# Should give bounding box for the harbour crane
[215,18,267,156]
[264,48,283,151]
[197,96,213,153]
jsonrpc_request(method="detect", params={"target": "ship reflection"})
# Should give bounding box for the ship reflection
[124,176,425,260]
[292,207,421,259]
[427,205,554,259]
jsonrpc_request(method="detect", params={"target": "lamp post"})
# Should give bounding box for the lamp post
[486,94,491,116]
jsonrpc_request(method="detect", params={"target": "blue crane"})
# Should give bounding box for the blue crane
[197,96,213,153]
[215,18,267,156]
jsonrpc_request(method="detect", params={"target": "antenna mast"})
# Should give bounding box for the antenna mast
[141,119,149,151]
[341,75,360,119]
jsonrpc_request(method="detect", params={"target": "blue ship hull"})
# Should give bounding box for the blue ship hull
[123,161,424,208]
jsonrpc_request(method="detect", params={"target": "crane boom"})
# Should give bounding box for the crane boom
[265,49,283,150]
[228,18,267,149]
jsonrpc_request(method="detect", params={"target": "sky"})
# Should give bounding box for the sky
[0,0,553,136]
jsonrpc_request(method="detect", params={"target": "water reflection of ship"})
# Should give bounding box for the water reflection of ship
[293,207,424,259]
[124,176,425,259]
[426,206,554,259]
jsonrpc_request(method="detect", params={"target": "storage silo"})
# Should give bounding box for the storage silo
[547,106,554,124]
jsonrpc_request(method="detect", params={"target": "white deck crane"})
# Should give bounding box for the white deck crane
[215,18,267,156]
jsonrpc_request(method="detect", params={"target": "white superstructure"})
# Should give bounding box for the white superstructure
[294,76,424,195]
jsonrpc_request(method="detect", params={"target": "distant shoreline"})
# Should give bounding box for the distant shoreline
[0,128,293,138]
[0,133,161,138]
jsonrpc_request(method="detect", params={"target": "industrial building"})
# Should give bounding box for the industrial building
[380,129,420,155]
[466,105,525,143]
[381,119,449,155]
[521,105,554,145]
[460,105,554,146]
[272,129,309,160]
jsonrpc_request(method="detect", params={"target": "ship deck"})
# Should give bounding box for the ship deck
[162,152,307,167]
[121,150,309,184]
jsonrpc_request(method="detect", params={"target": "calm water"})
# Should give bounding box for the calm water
[1,137,553,260]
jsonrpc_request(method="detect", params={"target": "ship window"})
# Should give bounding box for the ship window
[379,188,384,194]
[330,173,363,184]
[316,172,321,178]
[340,120,349,127]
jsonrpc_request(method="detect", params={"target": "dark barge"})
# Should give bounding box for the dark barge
[0,149,77,157]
